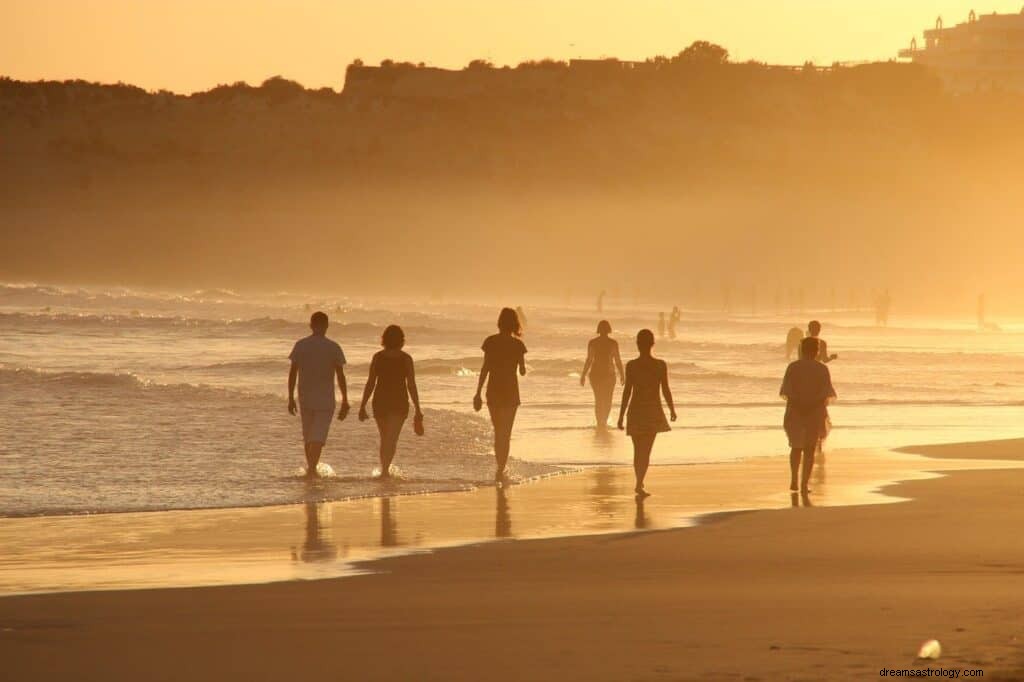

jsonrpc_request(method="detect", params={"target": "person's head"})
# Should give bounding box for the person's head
[636,328,655,353]
[497,307,522,336]
[381,324,405,350]
[310,311,329,334]
[596,320,612,336]
[808,320,822,337]
[800,336,820,359]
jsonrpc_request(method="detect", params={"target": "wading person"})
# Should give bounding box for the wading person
[474,308,527,483]
[580,320,624,428]
[288,311,349,477]
[358,325,423,479]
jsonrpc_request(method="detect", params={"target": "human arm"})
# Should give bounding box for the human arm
[406,354,423,419]
[613,341,625,384]
[580,341,594,387]
[288,362,298,415]
[519,342,527,377]
[617,365,633,430]
[660,361,677,421]
[357,356,376,421]
[474,356,489,412]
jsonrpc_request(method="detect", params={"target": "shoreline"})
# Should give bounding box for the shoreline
[2,441,1022,596]
[4,438,1024,680]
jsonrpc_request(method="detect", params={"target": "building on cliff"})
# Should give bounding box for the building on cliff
[898,8,1024,93]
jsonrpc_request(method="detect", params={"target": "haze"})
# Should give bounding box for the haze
[3,0,1023,93]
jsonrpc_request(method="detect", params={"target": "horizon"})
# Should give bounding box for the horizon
[4,0,1024,94]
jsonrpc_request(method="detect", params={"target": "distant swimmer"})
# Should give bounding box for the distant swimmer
[358,325,424,479]
[597,289,606,313]
[617,329,677,498]
[288,311,349,477]
[580,320,625,429]
[474,308,528,483]
[657,312,666,339]
[780,337,836,494]
[807,320,838,363]
[668,306,681,340]
[516,306,528,333]
[786,327,804,360]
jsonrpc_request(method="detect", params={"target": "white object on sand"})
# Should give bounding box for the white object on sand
[918,639,942,659]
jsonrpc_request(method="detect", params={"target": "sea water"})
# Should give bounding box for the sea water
[2,282,1023,517]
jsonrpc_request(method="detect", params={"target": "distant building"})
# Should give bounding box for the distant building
[898,8,1024,93]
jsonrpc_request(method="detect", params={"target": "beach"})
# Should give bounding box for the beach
[4,439,1024,681]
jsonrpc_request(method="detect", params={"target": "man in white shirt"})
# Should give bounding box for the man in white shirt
[288,311,349,476]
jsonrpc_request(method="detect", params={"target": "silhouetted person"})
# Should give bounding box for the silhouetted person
[657,312,666,338]
[785,327,804,361]
[358,325,423,479]
[474,308,527,482]
[807,320,837,363]
[288,311,349,477]
[668,306,680,339]
[875,289,892,327]
[597,289,606,313]
[580,320,625,428]
[516,306,528,332]
[780,337,836,493]
[618,329,677,497]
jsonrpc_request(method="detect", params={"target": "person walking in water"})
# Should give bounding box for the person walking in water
[780,337,836,493]
[668,306,681,340]
[617,329,677,497]
[288,311,349,477]
[358,325,423,479]
[785,326,804,361]
[807,320,838,363]
[474,308,527,482]
[657,312,667,339]
[580,320,625,429]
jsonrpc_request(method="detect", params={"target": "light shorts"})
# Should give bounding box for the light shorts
[300,408,334,444]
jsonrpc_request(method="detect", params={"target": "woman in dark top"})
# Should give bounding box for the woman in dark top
[474,307,527,482]
[780,336,836,493]
[617,329,676,497]
[580,320,624,429]
[359,325,423,479]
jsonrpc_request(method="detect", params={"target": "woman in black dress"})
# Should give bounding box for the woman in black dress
[473,308,527,482]
[617,329,676,497]
[359,325,423,478]
[580,320,624,428]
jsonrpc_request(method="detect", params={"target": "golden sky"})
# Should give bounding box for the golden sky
[3,1,1022,93]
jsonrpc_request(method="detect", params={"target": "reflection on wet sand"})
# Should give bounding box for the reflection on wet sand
[1,450,1008,594]
[298,502,338,563]
[495,486,512,538]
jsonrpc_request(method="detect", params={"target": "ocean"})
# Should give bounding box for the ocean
[2,282,1023,518]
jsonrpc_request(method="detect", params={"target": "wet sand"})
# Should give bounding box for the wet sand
[4,440,1024,680]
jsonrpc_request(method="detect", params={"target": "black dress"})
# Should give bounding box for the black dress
[371,351,411,419]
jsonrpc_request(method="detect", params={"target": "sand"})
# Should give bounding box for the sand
[3,440,1024,681]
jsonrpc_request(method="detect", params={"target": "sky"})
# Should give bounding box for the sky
[3,1,1023,93]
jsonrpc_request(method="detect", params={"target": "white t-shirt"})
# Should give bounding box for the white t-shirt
[289,334,347,410]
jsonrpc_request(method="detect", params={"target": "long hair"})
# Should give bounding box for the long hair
[497,307,522,336]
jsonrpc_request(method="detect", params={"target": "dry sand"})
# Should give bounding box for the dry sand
[3,440,1024,681]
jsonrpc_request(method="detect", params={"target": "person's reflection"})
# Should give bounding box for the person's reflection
[380,497,400,547]
[495,485,512,538]
[813,450,826,487]
[790,491,814,508]
[589,467,624,520]
[634,496,650,530]
[298,502,338,563]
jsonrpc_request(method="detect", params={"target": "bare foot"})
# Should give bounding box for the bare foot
[635,487,651,498]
